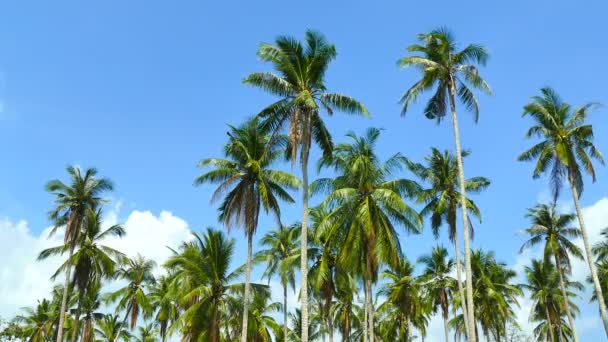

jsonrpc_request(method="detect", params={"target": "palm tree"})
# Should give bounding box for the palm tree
[520,203,583,341]
[165,228,249,342]
[106,255,156,331]
[313,128,422,341]
[592,227,608,261]
[518,87,607,334]
[38,208,126,342]
[288,308,321,342]
[378,259,428,341]
[255,223,301,342]
[399,27,492,341]
[15,299,58,342]
[226,286,282,342]
[79,282,104,342]
[244,30,369,342]
[407,148,490,336]
[134,323,159,342]
[196,116,300,342]
[418,245,456,342]
[590,261,608,308]
[331,273,362,342]
[523,259,581,342]
[94,315,130,341]
[45,166,113,342]
[148,273,179,341]
[468,249,522,341]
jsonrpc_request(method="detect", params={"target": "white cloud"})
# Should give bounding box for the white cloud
[0,208,193,319]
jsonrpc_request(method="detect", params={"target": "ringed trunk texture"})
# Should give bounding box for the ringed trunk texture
[240,233,253,342]
[452,222,470,341]
[56,244,75,342]
[569,179,608,336]
[554,253,578,342]
[448,81,476,341]
[545,304,556,342]
[284,284,288,342]
[300,156,310,342]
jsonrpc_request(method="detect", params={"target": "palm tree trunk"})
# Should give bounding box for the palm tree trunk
[365,277,374,342]
[328,307,334,342]
[300,131,311,342]
[452,222,470,341]
[69,299,81,342]
[283,283,288,342]
[443,310,449,342]
[363,292,368,342]
[448,82,476,342]
[56,244,75,342]
[554,253,578,342]
[240,233,253,342]
[568,178,608,336]
[545,304,556,342]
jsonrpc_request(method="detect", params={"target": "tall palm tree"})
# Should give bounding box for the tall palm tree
[106,255,156,332]
[331,273,362,342]
[195,117,300,342]
[313,128,422,341]
[79,282,104,342]
[378,259,428,341]
[45,166,113,342]
[255,223,301,342]
[148,273,179,342]
[38,208,126,342]
[244,30,369,341]
[418,245,456,342]
[520,203,583,341]
[407,148,490,336]
[517,87,607,334]
[94,315,130,341]
[165,228,249,342]
[399,27,492,341]
[226,286,282,342]
[15,299,58,342]
[523,259,581,342]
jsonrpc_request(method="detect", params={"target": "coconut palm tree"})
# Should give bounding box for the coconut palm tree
[134,323,159,342]
[590,261,608,308]
[165,228,255,342]
[106,255,156,332]
[244,30,369,341]
[518,87,607,334]
[592,228,608,261]
[378,259,428,341]
[226,286,282,342]
[15,299,58,342]
[288,309,321,342]
[94,315,130,341]
[398,27,492,341]
[466,249,521,341]
[79,281,104,342]
[313,128,422,341]
[38,208,125,342]
[331,273,362,342]
[148,273,179,342]
[520,203,583,341]
[418,245,456,342]
[195,117,300,342]
[45,166,113,342]
[255,223,301,342]
[407,148,490,336]
[523,259,581,342]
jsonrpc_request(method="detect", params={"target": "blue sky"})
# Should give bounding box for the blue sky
[1,0,607,340]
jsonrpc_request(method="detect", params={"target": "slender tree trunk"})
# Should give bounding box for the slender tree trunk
[448,82,476,342]
[363,291,368,342]
[545,304,556,342]
[284,284,288,342]
[365,277,374,342]
[452,222,470,341]
[56,244,75,342]
[554,253,578,342]
[240,233,253,342]
[443,310,450,342]
[300,133,311,342]
[569,179,608,336]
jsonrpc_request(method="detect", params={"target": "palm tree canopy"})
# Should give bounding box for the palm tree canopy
[196,117,301,236]
[46,166,114,244]
[312,127,422,279]
[244,30,369,163]
[398,27,492,122]
[517,87,604,200]
[408,148,490,240]
[520,203,583,272]
[255,223,301,290]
